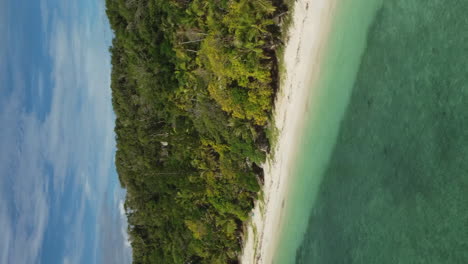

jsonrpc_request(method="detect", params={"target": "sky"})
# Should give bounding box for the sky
[0,0,132,263]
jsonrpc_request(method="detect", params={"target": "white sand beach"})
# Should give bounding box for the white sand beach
[240,0,337,263]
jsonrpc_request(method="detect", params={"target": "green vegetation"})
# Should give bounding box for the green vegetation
[105,0,287,263]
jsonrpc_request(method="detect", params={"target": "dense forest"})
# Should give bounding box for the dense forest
[106,0,287,263]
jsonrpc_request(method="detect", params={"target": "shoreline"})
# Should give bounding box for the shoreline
[240,0,338,263]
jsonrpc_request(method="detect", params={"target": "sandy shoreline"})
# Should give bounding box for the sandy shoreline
[240,1,337,263]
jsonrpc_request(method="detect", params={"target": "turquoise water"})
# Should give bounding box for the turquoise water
[276,0,468,263]
[273,1,382,263]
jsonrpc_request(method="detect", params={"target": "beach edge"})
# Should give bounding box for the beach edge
[240,0,338,263]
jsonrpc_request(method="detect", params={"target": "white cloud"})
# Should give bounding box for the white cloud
[36,72,45,101]
[118,199,132,248]
[0,90,49,264]
[119,200,126,216]
[0,0,130,263]
[43,0,115,199]
[83,174,92,200]
[97,195,133,264]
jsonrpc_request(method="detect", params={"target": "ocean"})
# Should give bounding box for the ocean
[275,0,468,263]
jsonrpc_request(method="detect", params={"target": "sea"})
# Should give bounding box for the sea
[274,0,468,263]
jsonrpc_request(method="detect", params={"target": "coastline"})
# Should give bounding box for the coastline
[240,0,338,263]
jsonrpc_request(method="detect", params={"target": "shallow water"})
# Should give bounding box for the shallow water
[273,1,382,263]
[276,0,468,263]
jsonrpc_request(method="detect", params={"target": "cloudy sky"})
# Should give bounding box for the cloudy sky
[0,0,131,263]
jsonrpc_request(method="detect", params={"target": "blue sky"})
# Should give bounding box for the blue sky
[0,0,131,263]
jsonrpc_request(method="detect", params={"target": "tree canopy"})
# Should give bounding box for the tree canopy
[106,0,286,262]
